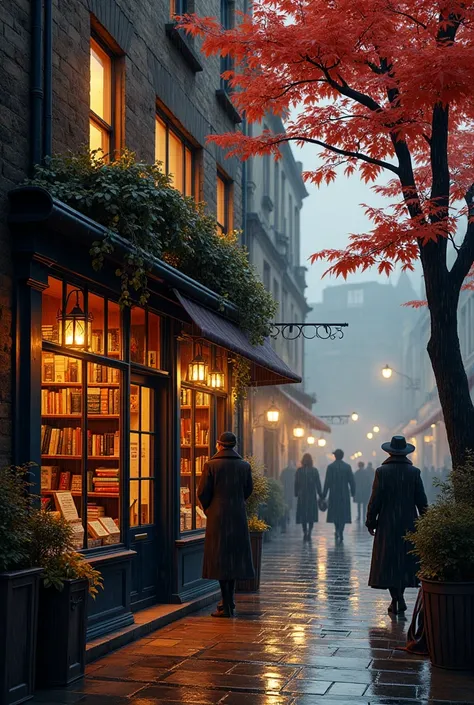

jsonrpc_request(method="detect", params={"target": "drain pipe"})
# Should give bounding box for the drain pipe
[31,0,43,170]
[43,0,53,159]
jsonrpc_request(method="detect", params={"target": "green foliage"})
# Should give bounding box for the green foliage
[232,356,251,405]
[407,456,474,582]
[262,477,286,529]
[245,456,269,531]
[0,464,35,572]
[28,149,277,345]
[42,551,103,598]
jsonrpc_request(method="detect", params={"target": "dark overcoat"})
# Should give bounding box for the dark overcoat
[354,467,373,504]
[198,448,255,581]
[294,466,322,524]
[323,460,355,525]
[366,456,428,589]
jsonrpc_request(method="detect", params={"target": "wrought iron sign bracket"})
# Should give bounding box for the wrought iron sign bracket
[318,415,351,425]
[269,323,349,341]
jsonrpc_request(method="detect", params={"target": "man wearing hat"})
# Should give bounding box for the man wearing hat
[366,435,428,615]
[198,432,254,617]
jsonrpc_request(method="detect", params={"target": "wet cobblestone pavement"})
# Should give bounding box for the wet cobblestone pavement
[32,521,474,705]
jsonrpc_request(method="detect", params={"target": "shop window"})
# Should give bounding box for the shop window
[130,307,162,370]
[90,38,113,155]
[179,340,228,532]
[155,114,195,198]
[41,351,122,549]
[130,384,155,527]
[217,172,232,236]
[170,0,187,16]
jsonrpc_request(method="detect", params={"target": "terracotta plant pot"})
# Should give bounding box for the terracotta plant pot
[422,578,474,669]
[236,531,263,593]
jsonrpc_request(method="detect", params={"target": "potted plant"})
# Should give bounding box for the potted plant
[0,464,42,705]
[30,511,102,688]
[236,457,269,593]
[407,459,474,669]
[261,477,286,542]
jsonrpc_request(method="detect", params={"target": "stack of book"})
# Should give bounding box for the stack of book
[88,503,106,521]
[41,388,82,415]
[88,363,119,384]
[87,387,120,415]
[180,457,191,474]
[41,425,82,455]
[180,388,192,405]
[42,354,80,383]
[195,423,209,445]
[87,430,120,456]
[41,324,59,343]
[93,468,120,494]
[195,455,209,474]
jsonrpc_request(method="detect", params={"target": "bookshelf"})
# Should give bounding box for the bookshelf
[180,387,210,532]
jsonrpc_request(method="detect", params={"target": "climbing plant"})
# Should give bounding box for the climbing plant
[28,149,277,345]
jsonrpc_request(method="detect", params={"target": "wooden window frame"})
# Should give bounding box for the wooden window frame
[89,35,124,157]
[216,171,233,236]
[155,111,197,199]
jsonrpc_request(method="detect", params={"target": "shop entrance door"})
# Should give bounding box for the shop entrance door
[129,375,164,609]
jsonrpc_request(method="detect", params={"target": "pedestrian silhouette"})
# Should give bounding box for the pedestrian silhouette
[294,453,323,541]
[198,432,254,618]
[366,435,428,615]
[354,460,372,522]
[322,449,355,544]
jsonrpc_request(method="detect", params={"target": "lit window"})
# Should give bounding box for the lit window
[348,289,364,307]
[90,39,113,155]
[170,0,187,17]
[155,115,195,198]
[217,173,232,235]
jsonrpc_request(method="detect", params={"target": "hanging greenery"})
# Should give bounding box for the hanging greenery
[28,149,277,345]
[232,355,252,404]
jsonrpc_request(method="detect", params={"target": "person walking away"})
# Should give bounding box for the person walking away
[366,435,428,615]
[198,432,254,618]
[279,461,296,531]
[294,454,323,541]
[354,461,371,522]
[323,449,355,544]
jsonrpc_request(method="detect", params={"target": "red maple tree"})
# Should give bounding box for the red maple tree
[181,0,474,469]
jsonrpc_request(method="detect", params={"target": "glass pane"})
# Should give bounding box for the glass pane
[140,435,153,478]
[194,390,210,528]
[90,120,109,154]
[217,174,226,231]
[130,481,139,527]
[185,147,192,198]
[130,307,146,365]
[42,276,62,343]
[168,130,184,194]
[130,384,140,431]
[58,285,91,351]
[147,312,161,369]
[180,339,193,384]
[140,387,154,432]
[155,116,167,170]
[41,351,84,547]
[86,362,121,545]
[89,292,105,354]
[180,389,192,532]
[140,480,154,525]
[130,432,140,477]
[107,300,122,359]
[90,40,111,123]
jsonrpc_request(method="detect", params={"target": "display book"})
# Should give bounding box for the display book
[41,352,121,547]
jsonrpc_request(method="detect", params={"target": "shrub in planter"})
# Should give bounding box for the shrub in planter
[237,457,269,593]
[261,478,286,540]
[0,464,42,705]
[407,459,474,669]
[31,511,102,687]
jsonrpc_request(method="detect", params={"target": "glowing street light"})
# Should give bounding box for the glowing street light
[318,437,327,447]
[293,423,305,439]
[351,411,359,422]
[266,403,280,425]
[307,435,315,445]
[382,364,393,379]
[373,425,380,433]
[367,432,374,440]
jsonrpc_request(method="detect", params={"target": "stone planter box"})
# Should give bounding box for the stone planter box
[236,532,263,593]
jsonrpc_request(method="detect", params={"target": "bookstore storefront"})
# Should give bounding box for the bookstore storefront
[9,186,300,639]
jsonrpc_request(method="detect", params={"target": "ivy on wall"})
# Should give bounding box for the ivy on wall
[29,150,277,345]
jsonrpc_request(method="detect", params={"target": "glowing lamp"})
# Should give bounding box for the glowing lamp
[188,344,208,383]
[208,363,225,389]
[293,423,305,439]
[424,435,433,443]
[382,364,393,379]
[307,435,315,445]
[351,412,359,422]
[431,423,436,429]
[57,289,92,350]
[266,403,280,425]
[373,425,380,433]
[318,437,327,447]
[367,432,374,440]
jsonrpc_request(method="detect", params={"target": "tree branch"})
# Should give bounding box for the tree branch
[450,184,474,288]
[304,56,383,113]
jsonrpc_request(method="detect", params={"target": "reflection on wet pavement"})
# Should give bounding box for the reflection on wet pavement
[32,522,474,705]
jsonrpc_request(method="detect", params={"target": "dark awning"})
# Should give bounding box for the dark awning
[277,388,331,433]
[175,292,301,386]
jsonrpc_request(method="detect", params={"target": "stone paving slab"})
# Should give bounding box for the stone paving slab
[32,522,474,705]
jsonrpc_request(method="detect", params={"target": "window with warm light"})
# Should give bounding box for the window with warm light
[170,0,187,16]
[155,114,195,198]
[217,173,232,236]
[90,39,113,155]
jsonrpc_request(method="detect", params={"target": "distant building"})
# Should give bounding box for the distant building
[305,275,418,467]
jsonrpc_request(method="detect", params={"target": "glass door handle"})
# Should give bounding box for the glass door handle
[134,532,148,541]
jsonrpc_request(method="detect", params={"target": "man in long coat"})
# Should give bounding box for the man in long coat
[198,431,254,618]
[366,435,428,615]
[323,449,355,544]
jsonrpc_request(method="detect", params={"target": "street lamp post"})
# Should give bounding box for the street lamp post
[381,364,420,391]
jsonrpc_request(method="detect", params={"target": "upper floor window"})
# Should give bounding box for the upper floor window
[170,0,188,16]
[155,114,195,198]
[217,172,232,235]
[347,289,364,307]
[90,39,113,155]
[263,262,271,291]
[274,163,280,231]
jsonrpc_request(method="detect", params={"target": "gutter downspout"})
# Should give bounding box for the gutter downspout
[31,0,43,170]
[43,0,53,159]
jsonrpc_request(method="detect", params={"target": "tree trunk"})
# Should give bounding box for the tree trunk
[427,295,474,470]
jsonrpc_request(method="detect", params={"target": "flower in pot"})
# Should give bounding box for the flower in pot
[407,459,474,669]
[237,457,269,593]
[0,464,43,705]
[29,510,102,687]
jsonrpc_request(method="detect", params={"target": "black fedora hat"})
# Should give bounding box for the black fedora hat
[218,431,237,448]
[381,435,415,456]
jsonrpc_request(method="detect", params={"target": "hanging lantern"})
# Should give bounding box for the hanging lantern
[307,435,315,445]
[57,289,92,350]
[318,437,327,447]
[208,360,225,389]
[351,411,359,422]
[382,364,393,379]
[266,402,280,425]
[188,343,208,384]
[293,423,305,439]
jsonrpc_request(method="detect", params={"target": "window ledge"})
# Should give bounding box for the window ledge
[262,195,274,212]
[216,88,242,124]
[165,22,203,73]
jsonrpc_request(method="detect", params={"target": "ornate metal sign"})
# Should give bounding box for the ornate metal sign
[269,323,348,340]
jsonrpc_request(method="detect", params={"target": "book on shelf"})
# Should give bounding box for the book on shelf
[196,392,210,407]
[195,455,209,474]
[87,387,100,414]
[41,388,82,415]
[41,465,59,490]
[70,474,82,492]
[91,330,104,355]
[87,430,120,456]
[108,329,120,353]
[88,363,120,384]
[180,388,192,406]
[58,471,71,490]
[41,324,59,343]
[88,503,105,520]
[41,425,82,455]
[42,355,81,383]
[70,521,84,550]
